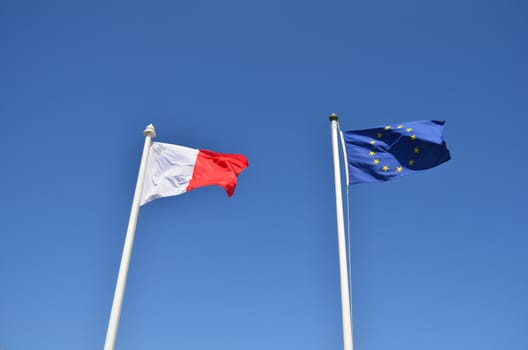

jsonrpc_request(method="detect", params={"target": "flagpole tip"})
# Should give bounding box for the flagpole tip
[329,113,338,122]
[144,124,156,138]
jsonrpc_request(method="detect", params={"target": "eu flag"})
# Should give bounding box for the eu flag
[342,120,451,184]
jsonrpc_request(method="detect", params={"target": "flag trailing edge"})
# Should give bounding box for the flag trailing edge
[140,142,248,205]
[341,120,451,185]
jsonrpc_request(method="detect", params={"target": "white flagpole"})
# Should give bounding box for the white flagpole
[104,124,156,350]
[329,114,353,350]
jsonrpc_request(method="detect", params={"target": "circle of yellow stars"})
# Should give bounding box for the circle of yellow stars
[367,124,419,173]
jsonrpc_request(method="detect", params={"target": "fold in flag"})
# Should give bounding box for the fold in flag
[342,120,451,184]
[140,142,248,205]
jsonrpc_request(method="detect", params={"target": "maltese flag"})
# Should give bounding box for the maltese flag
[140,142,248,205]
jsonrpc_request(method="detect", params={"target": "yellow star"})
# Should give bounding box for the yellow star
[409,159,415,166]
[384,125,391,130]
[406,127,412,132]
[397,125,403,129]
[397,166,403,172]
[369,151,375,156]
[414,147,420,154]
[373,159,380,165]
[410,134,417,141]
[382,165,389,172]
[377,132,383,139]
[370,140,376,145]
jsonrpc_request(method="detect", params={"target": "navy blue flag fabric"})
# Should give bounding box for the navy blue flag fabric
[342,120,451,184]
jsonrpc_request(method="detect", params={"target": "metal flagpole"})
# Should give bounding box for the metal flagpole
[103,124,156,350]
[329,114,354,350]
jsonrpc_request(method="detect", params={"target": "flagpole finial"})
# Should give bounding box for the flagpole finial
[144,124,156,138]
[329,113,338,121]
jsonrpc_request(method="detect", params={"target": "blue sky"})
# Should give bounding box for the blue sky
[1,0,527,349]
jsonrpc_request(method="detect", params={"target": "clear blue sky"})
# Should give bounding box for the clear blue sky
[1,0,527,349]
